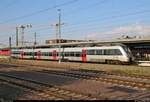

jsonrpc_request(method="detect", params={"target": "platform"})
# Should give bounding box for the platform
[137,61,150,67]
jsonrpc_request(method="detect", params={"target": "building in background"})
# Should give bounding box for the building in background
[45,39,94,44]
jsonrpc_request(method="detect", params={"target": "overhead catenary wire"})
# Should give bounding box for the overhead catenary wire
[14,16,149,39]
[19,7,150,34]
[64,0,108,16]
[62,17,150,35]
[63,0,146,21]
[0,0,79,24]
[65,9,150,28]
[0,1,147,30]
[0,0,149,45]
[0,8,149,39]
[0,0,19,10]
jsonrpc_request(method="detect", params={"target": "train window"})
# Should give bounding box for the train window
[114,49,122,55]
[24,52,29,56]
[49,52,52,56]
[104,49,114,55]
[56,52,59,56]
[28,52,32,56]
[65,52,70,57]
[96,50,103,55]
[64,52,67,56]
[104,49,122,55]
[42,52,45,56]
[42,52,52,56]
[104,50,109,55]
[87,50,95,55]
[35,52,37,56]
[24,52,27,55]
[42,52,46,56]
[41,52,44,56]
[47,52,49,56]
[17,51,20,54]
[12,51,20,55]
[75,52,81,57]
[70,52,74,56]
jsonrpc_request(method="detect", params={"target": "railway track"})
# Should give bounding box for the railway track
[36,70,150,91]
[72,69,150,80]
[1,63,150,80]
[14,63,150,80]
[117,92,150,100]
[0,73,99,100]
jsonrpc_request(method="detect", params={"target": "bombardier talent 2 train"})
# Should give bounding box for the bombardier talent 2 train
[11,45,134,64]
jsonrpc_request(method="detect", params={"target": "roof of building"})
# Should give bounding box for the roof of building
[5,37,148,49]
[0,34,149,49]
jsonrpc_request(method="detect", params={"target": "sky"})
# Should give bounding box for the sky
[0,0,150,46]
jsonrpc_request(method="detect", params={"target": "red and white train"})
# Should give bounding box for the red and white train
[11,45,134,64]
[0,49,10,59]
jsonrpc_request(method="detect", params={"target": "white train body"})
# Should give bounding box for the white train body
[11,45,134,64]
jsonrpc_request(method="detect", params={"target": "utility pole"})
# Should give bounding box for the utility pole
[58,9,61,41]
[9,36,12,61]
[58,9,61,64]
[9,37,12,49]
[16,27,19,46]
[20,25,25,46]
[50,9,65,63]
[34,32,37,46]
[55,24,59,41]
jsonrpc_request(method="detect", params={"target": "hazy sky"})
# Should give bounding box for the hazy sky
[0,0,150,46]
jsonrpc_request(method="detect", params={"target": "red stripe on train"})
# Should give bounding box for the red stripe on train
[82,49,87,62]
[52,50,57,60]
[0,51,10,55]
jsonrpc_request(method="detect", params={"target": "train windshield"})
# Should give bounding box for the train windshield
[122,46,132,56]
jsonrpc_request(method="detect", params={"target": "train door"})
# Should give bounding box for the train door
[37,51,41,59]
[82,49,87,62]
[52,50,57,60]
[20,51,24,59]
